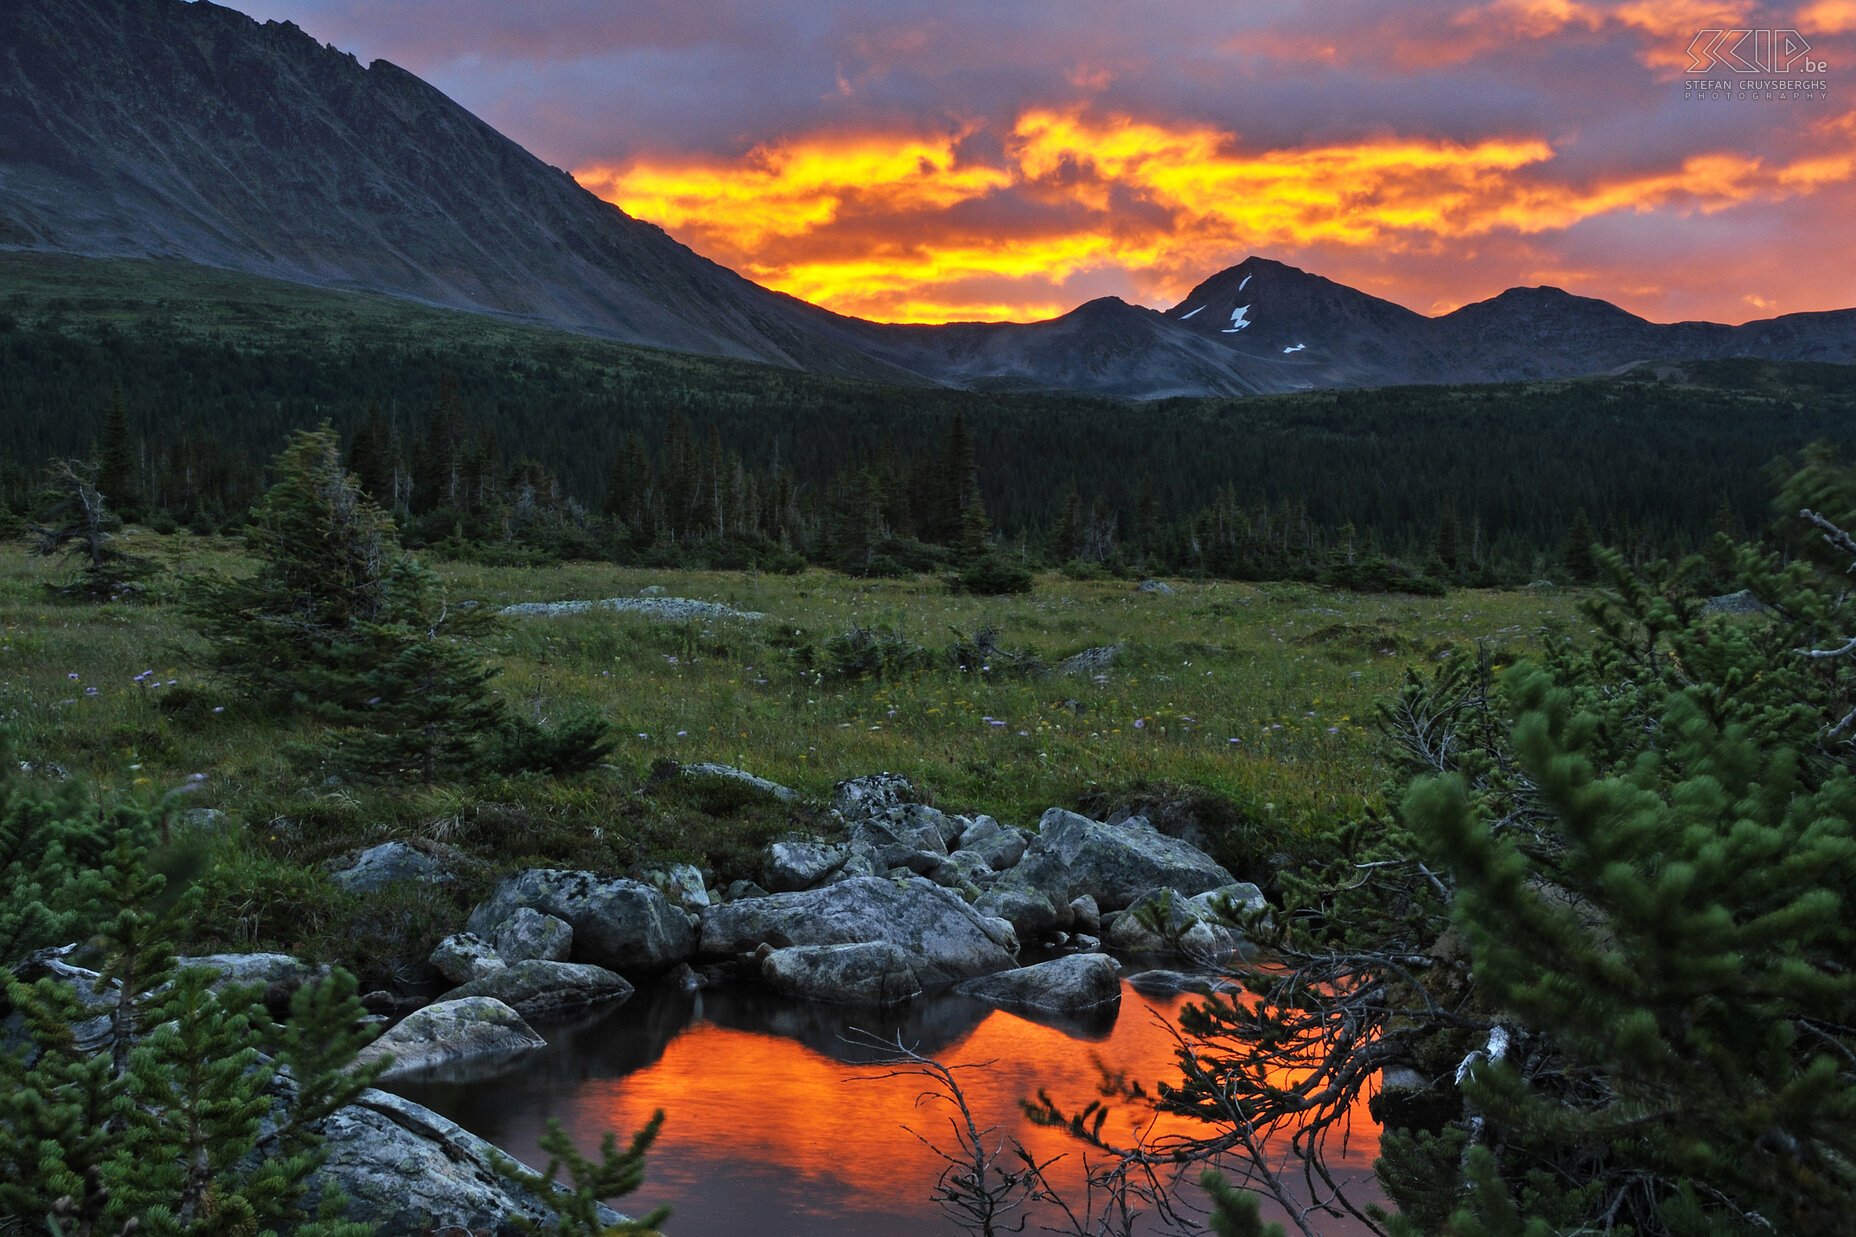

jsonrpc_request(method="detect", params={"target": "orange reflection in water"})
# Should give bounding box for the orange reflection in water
[566,985,1381,1231]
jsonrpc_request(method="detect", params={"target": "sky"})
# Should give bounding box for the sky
[227,0,1856,324]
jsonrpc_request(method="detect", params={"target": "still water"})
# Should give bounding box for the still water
[388,975,1383,1235]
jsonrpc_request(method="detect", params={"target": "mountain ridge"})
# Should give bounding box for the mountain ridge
[2,0,1851,399]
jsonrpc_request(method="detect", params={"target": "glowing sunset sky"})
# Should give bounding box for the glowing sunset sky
[230,0,1856,324]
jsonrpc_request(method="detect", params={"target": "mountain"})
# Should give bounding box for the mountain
[0,0,908,382]
[1,0,1851,401]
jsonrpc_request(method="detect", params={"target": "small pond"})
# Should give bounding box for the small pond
[388,972,1384,1235]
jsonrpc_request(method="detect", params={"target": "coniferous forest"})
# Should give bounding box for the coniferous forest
[4,257,1854,590]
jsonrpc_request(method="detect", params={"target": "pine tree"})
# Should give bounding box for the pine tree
[193,427,396,711]
[345,402,396,508]
[0,776,379,1235]
[1560,508,1598,583]
[97,385,141,520]
[321,559,507,785]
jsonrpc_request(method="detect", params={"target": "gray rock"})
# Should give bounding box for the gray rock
[175,807,231,838]
[697,875,1017,985]
[429,933,506,984]
[327,842,450,894]
[641,862,711,911]
[679,762,799,802]
[314,1088,629,1234]
[849,807,951,872]
[1057,644,1122,676]
[831,772,917,820]
[957,815,1028,870]
[175,952,323,996]
[1703,589,1771,616]
[490,908,573,964]
[759,942,921,1008]
[466,869,695,975]
[1191,882,1270,927]
[978,916,1021,956]
[763,841,848,892]
[1126,968,1220,997]
[1068,894,1101,934]
[1013,809,1236,911]
[1105,888,1240,960]
[973,883,1071,938]
[956,954,1122,1017]
[725,879,771,900]
[353,997,545,1081]
[443,959,633,1020]
[823,850,884,885]
[5,946,114,1052]
[1137,579,1176,595]
[500,597,764,622]
[929,849,997,891]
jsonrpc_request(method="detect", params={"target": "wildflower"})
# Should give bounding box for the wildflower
[85,686,100,697]
[676,730,688,737]
[1134,719,1146,729]
[212,705,225,714]
[67,672,79,680]
[188,772,207,782]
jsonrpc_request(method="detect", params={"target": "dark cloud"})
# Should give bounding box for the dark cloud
[217,0,1855,322]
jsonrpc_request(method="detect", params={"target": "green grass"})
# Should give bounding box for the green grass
[4,531,1579,845]
[2,531,1585,974]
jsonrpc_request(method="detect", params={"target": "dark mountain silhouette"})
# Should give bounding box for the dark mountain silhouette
[2,0,1850,399]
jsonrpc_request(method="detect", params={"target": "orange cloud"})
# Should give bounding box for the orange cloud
[1800,1,1856,34]
[578,129,1011,252]
[578,105,1856,323]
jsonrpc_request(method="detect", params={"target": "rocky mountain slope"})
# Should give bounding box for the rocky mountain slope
[2,0,1850,399]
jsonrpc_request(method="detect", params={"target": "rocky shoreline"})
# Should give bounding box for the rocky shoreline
[19,772,1271,1233]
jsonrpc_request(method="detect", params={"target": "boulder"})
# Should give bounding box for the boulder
[1137,579,1175,595]
[314,1088,629,1234]
[973,883,1071,939]
[763,841,848,892]
[956,815,1027,870]
[1106,880,1269,958]
[1126,968,1221,998]
[823,849,883,885]
[466,869,695,975]
[759,942,922,1008]
[1068,894,1101,935]
[443,960,634,1020]
[641,862,711,911]
[429,933,506,984]
[1013,809,1235,910]
[176,953,325,1006]
[956,954,1122,1017]
[849,808,951,872]
[353,997,545,1080]
[928,849,996,891]
[675,762,799,802]
[697,876,1017,985]
[490,908,573,964]
[327,842,450,894]
[831,772,917,820]
[725,879,771,900]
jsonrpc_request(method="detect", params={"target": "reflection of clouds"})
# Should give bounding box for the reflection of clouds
[571,984,1381,1224]
[224,1,1856,324]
